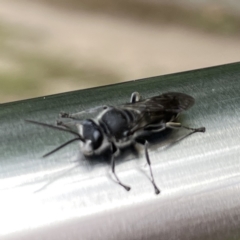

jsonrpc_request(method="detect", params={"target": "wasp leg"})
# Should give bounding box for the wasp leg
[111,144,131,191]
[56,121,84,137]
[59,112,71,118]
[144,123,166,132]
[166,122,205,133]
[59,106,107,120]
[181,125,205,133]
[59,111,81,120]
[144,140,160,195]
[56,120,78,132]
[135,139,160,195]
[130,92,141,103]
[56,120,71,129]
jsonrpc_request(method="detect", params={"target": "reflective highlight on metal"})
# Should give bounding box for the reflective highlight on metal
[0,62,240,240]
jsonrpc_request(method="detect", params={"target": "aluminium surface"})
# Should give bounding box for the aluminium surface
[0,62,240,240]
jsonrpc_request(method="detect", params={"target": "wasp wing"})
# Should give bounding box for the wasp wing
[123,92,194,112]
[120,92,195,133]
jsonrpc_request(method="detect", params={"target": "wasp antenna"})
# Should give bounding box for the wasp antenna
[25,119,85,142]
[43,137,80,158]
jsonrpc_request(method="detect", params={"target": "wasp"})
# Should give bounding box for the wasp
[26,92,205,194]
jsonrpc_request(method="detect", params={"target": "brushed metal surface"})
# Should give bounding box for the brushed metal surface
[1,62,240,240]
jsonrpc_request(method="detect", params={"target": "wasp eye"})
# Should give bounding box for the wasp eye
[82,120,103,150]
[93,129,100,139]
[92,129,102,149]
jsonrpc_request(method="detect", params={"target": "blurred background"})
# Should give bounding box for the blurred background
[0,0,240,103]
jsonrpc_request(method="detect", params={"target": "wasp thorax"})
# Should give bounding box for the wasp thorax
[100,108,129,139]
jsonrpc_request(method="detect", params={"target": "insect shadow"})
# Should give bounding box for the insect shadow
[34,128,174,193]
[26,91,205,195]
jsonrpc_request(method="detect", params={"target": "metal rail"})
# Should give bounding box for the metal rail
[0,62,240,240]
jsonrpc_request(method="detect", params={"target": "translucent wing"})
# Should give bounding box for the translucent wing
[120,92,195,133]
[123,92,195,112]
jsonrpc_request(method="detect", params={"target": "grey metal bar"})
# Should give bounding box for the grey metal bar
[0,62,240,240]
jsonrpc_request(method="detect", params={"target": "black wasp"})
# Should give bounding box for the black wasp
[26,92,205,194]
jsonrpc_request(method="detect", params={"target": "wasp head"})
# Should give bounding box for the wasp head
[78,119,105,156]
